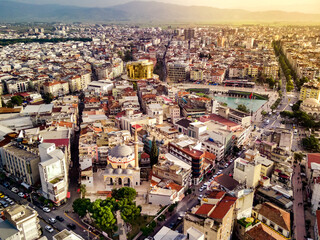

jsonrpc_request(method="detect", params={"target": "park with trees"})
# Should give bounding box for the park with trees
[73,187,146,238]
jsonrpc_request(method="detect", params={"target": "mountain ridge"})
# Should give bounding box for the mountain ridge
[0,0,320,23]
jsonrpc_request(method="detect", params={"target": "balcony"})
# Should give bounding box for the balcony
[49,177,64,185]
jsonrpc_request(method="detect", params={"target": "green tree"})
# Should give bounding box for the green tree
[150,136,159,166]
[294,152,304,162]
[80,184,87,198]
[10,95,23,106]
[112,187,137,202]
[302,135,320,152]
[237,104,250,113]
[89,199,116,231]
[118,199,141,223]
[261,110,268,116]
[43,93,54,104]
[73,198,91,217]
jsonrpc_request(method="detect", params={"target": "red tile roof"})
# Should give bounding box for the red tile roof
[206,190,225,200]
[200,114,239,129]
[246,223,287,240]
[195,204,215,216]
[307,153,320,169]
[209,195,237,219]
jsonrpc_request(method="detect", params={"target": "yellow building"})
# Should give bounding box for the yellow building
[126,60,153,80]
[299,81,320,101]
[190,69,203,81]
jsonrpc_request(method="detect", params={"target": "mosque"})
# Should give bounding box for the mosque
[103,129,140,189]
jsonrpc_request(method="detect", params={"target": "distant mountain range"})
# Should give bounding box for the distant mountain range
[1,0,320,23]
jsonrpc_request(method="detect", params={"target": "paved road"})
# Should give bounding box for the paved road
[292,164,306,240]
[0,184,97,240]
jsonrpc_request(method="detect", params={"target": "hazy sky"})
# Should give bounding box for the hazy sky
[10,0,320,14]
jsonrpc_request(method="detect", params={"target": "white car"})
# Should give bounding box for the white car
[18,192,25,198]
[45,225,54,233]
[11,187,19,193]
[198,195,203,201]
[217,170,222,174]
[49,217,56,224]
[43,207,51,213]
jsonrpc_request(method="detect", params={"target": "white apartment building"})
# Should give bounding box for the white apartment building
[5,79,29,93]
[233,157,261,188]
[4,205,41,240]
[38,143,68,205]
[146,103,163,124]
[43,81,70,97]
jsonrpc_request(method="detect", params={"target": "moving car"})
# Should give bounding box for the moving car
[67,223,76,230]
[45,225,54,233]
[43,207,51,213]
[18,192,25,198]
[49,218,56,224]
[56,216,64,222]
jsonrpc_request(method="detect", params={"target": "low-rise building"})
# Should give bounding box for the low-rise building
[4,205,41,240]
[53,229,84,240]
[252,202,291,239]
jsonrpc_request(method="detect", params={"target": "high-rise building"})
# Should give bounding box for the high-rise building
[184,28,195,40]
[167,63,188,83]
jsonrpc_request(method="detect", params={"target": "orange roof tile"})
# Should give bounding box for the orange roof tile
[195,204,215,216]
[209,195,236,219]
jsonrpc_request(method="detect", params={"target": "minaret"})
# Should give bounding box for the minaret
[134,128,139,169]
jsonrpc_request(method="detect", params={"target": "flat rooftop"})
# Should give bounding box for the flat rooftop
[5,145,39,161]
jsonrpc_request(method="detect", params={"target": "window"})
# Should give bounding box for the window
[270,223,275,229]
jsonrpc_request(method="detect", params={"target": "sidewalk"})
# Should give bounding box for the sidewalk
[292,164,306,240]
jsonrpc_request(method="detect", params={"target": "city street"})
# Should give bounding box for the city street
[292,164,306,240]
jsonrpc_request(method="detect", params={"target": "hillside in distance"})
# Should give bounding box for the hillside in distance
[0,0,320,23]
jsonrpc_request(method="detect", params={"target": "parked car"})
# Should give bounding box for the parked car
[0,200,8,208]
[45,225,54,233]
[48,218,56,224]
[56,216,64,222]
[18,192,25,198]
[169,222,175,229]
[11,187,19,193]
[67,223,76,230]
[0,193,4,198]
[3,182,10,188]
[198,195,203,201]
[43,207,51,213]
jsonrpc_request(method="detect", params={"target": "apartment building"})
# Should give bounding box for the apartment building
[38,143,68,205]
[167,62,188,83]
[300,81,320,101]
[4,205,41,240]
[43,81,69,97]
[2,144,40,186]
[184,192,237,240]
[233,157,261,188]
